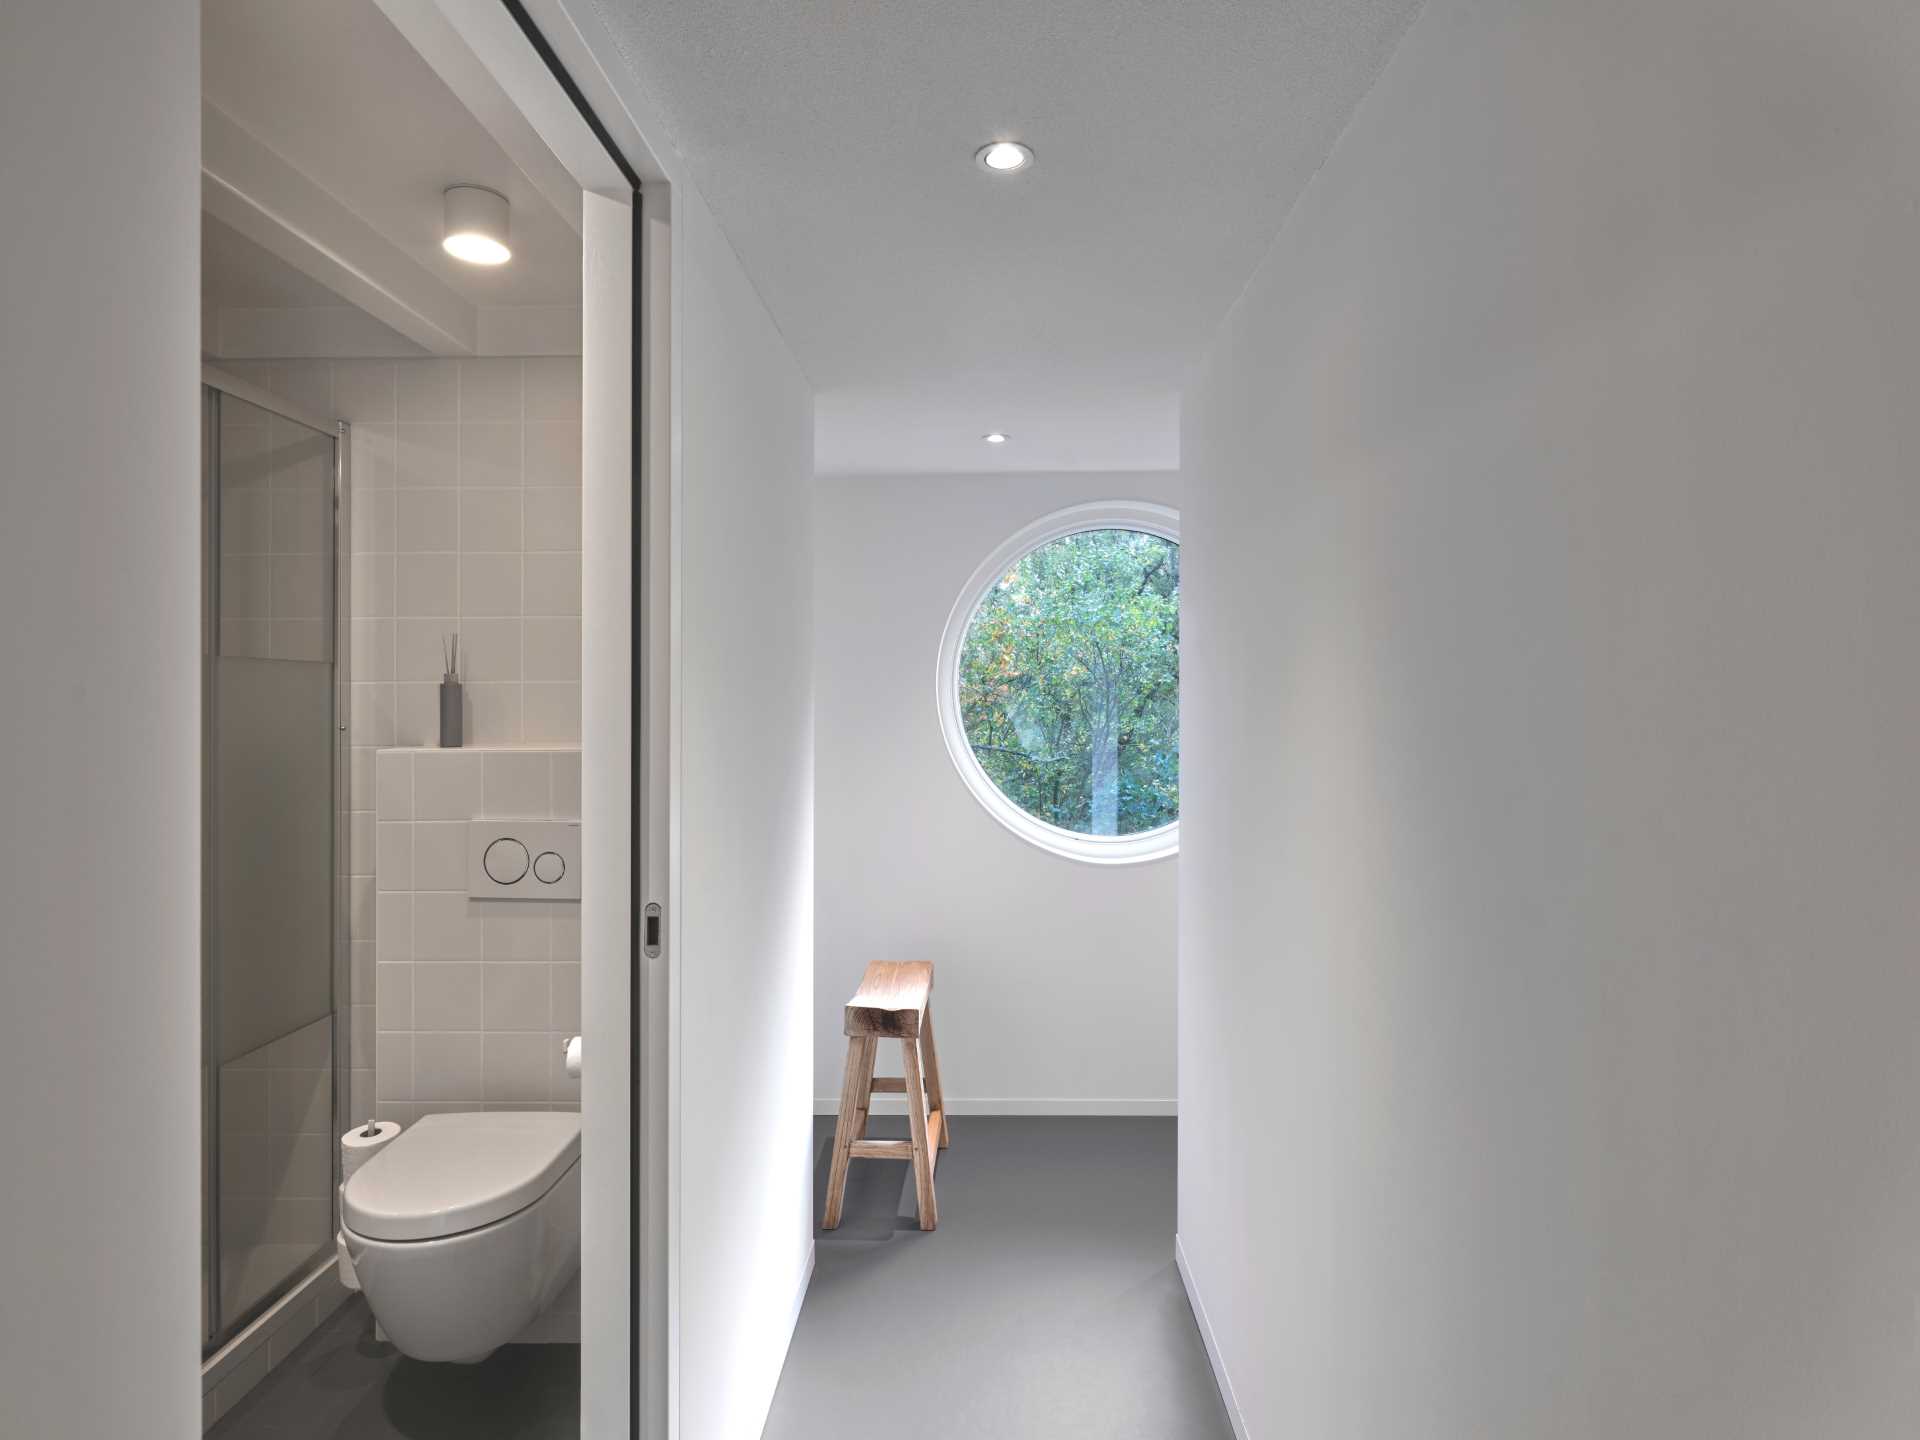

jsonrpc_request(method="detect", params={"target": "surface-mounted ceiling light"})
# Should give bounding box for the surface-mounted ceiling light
[975,141,1034,174]
[442,185,512,266]
[984,432,1009,444]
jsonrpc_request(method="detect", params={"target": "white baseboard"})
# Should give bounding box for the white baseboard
[1176,1234,1251,1440]
[813,1096,1177,1117]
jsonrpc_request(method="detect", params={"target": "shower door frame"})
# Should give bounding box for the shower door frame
[199,364,352,1356]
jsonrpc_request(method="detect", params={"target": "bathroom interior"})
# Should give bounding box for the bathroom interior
[199,0,591,1431]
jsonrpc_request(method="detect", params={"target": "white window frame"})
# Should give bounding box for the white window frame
[934,500,1182,866]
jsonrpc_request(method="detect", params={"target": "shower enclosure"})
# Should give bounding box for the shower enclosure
[200,369,350,1353]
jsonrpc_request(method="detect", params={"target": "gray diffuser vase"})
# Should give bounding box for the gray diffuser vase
[440,633,463,748]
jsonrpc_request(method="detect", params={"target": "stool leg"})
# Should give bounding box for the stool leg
[919,1003,950,1149]
[823,1035,875,1230]
[901,1033,938,1231]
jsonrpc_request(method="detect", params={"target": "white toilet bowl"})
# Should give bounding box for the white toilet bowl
[341,1110,580,1363]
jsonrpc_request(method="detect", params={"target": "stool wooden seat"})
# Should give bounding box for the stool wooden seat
[823,961,949,1232]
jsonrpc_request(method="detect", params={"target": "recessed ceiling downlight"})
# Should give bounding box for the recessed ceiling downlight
[975,140,1034,174]
[442,185,511,266]
[984,432,1009,444]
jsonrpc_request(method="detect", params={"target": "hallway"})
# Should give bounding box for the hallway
[763,1118,1231,1439]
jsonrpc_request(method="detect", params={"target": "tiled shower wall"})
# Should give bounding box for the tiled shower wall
[209,356,584,1126]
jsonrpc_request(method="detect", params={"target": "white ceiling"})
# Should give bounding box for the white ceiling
[201,0,580,330]
[587,0,1425,474]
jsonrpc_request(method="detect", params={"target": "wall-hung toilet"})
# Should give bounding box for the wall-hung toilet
[341,1111,581,1363]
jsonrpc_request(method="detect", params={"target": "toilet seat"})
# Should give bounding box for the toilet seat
[344,1111,580,1241]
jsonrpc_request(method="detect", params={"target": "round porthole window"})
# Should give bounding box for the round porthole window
[936,501,1180,865]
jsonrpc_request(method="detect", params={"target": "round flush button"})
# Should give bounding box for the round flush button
[533,851,566,884]
[484,837,530,884]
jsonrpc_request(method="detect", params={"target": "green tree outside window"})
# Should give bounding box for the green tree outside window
[957,529,1179,837]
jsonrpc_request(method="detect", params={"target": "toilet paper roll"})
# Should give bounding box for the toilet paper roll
[341,1120,402,1184]
[564,1035,582,1079]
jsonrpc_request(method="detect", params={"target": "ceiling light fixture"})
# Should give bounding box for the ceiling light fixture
[983,432,1009,444]
[442,185,512,266]
[974,140,1034,174]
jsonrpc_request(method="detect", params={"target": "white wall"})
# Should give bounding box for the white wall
[813,472,1180,1111]
[1179,0,1920,1435]
[0,1,202,1434]
[674,188,817,1440]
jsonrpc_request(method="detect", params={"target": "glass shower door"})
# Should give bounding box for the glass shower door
[202,383,344,1350]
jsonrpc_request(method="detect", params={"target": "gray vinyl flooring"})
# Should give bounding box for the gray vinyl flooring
[762,1116,1235,1440]
[211,1118,1228,1440]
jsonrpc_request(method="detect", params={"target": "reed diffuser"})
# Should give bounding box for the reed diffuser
[440,632,463,748]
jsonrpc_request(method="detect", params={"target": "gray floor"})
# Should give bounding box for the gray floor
[211,1119,1226,1439]
[207,1299,577,1439]
[762,1116,1234,1440]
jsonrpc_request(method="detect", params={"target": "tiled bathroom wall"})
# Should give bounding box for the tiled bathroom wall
[366,745,583,1126]
[210,356,584,1127]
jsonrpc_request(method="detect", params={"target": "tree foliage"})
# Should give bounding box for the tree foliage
[957,528,1179,836]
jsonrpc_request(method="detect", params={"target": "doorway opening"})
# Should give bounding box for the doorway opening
[195,2,642,1434]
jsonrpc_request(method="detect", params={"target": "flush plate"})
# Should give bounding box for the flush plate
[468,820,580,901]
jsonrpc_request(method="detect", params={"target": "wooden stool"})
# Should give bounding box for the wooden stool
[822,961,949,1232]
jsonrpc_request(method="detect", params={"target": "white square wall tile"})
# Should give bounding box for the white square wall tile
[396,489,459,553]
[522,553,581,616]
[523,489,581,552]
[375,750,413,820]
[414,1032,484,1103]
[350,876,375,944]
[351,552,395,618]
[349,810,376,877]
[551,964,581,1031]
[351,683,396,748]
[413,892,482,959]
[350,489,396,556]
[375,1033,413,1099]
[412,962,483,1030]
[396,552,458,617]
[376,822,412,891]
[460,490,523,552]
[411,821,468,891]
[523,684,581,745]
[523,420,581,487]
[396,683,440,747]
[483,1032,550,1103]
[413,750,482,820]
[394,422,458,487]
[552,752,580,819]
[351,618,395,682]
[460,554,522,617]
[460,423,522,488]
[484,963,551,1030]
[523,618,580,682]
[483,903,551,960]
[465,685,523,745]
[522,358,581,422]
[375,892,412,961]
[459,358,523,421]
[333,360,396,424]
[375,963,413,1030]
[354,424,397,491]
[483,752,550,818]
[395,360,458,423]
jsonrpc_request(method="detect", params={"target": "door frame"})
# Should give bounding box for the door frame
[396,4,671,1434]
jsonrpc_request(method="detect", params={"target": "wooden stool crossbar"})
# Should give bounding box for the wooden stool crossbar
[823,961,949,1231]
